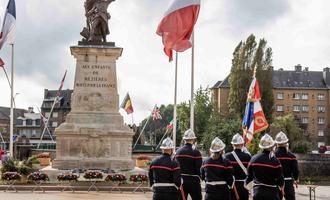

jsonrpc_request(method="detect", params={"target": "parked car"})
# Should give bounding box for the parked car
[319,145,330,154]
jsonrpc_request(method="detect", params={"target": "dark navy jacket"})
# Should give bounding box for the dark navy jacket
[275,147,299,181]
[175,143,202,179]
[225,149,251,181]
[201,156,234,193]
[149,154,181,193]
[246,150,284,187]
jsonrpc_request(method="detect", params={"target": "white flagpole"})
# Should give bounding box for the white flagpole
[173,52,178,149]
[9,43,14,157]
[190,31,195,131]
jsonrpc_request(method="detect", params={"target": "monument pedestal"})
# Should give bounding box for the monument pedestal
[53,44,134,170]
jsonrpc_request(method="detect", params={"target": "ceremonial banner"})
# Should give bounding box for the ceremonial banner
[0,0,16,49]
[120,93,134,114]
[152,106,162,120]
[242,78,269,143]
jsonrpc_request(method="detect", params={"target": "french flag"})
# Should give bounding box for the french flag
[242,78,269,144]
[156,0,200,61]
[0,0,16,49]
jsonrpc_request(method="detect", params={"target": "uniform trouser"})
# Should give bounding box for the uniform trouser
[279,180,295,200]
[153,192,179,200]
[205,192,231,200]
[231,181,249,200]
[253,185,280,200]
[181,178,202,200]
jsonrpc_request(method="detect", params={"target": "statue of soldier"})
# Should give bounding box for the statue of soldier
[81,0,115,42]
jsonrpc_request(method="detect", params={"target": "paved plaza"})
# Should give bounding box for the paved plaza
[1,185,329,200]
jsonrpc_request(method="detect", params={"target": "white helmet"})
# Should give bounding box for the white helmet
[160,137,174,150]
[275,131,289,144]
[182,129,197,140]
[259,134,275,149]
[210,137,226,153]
[231,133,245,145]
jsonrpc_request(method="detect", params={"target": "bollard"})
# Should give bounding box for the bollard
[306,185,317,200]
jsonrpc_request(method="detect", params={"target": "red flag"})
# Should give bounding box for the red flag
[56,70,67,97]
[0,58,4,67]
[156,0,200,61]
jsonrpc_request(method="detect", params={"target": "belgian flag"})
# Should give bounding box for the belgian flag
[120,93,134,114]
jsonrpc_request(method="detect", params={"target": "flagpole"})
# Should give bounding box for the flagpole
[190,31,195,131]
[9,43,14,157]
[131,113,134,125]
[173,52,178,149]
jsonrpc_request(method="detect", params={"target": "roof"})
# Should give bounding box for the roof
[42,89,73,109]
[0,107,27,121]
[212,66,330,90]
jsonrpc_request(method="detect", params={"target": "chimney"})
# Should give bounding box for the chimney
[304,67,309,71]
[28,107,34,113]
[295,64,302,72]
[323,67,330,73]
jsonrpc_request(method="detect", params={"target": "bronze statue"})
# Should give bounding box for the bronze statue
[81,0,115,43]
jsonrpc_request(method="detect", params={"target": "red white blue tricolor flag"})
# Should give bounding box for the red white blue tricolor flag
[156,0,200,61]
[0,0,16,49]
[242,78,269,144]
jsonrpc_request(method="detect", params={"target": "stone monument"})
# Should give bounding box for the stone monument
[53,0,134,170]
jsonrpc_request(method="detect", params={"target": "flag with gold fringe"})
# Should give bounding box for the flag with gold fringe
[120,93,134,114]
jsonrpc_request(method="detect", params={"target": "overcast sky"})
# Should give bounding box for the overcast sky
[0,0,330,124]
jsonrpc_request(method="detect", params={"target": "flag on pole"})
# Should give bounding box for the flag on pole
[242,77,269,144]
[0,0,16,49]
[120,93,134,114]
[156,0,200,61]
[0,58,4,67]
[56,70,67,97]
[167,119,174,130]
[152,106,162,120]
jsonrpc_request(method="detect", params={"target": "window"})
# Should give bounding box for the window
[302,117,308,124]
[317,93,325,100]
[293,93,300,100]
[16,119,23,126]
[317,106,325,113]
[318,117,325,124]
[276,105,284,112]
[35,119,41,126]
[301,93,309,100]
[277,93,284,100]
[293,105,300,112]
[318,142,325,148]
[26,119,33,126]
[45,112,51,118]
[318,130,324,136]
[52,122,58,127]
[52,112,58,118]
[302,105,309,112]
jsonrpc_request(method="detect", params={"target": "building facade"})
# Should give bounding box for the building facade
[212,65,330,149]
[0,107,26,138]
[41,89,73,139]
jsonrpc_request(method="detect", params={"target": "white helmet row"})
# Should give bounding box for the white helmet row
[275,131,289,144]
[182,129,197,140]
[210,137,226,153]
[160,137,174,150]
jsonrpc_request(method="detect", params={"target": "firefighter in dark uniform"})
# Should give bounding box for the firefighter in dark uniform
[149,137,181,200]
[225,133,251,200]
[175,129,202,200]
[275,131,299,200]
[201,137,234,200]
[246,133,284,200]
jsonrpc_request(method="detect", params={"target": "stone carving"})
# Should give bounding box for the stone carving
[81,0,115,43]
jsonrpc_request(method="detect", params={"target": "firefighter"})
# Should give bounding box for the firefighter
[175,129,202,200]
[225,133,251,200]
[201,137,234,200]
[275,131,299,200]
[149,137,181,200]
[246,133,284,200]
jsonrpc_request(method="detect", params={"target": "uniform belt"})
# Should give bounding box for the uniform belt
[153,183,178,190]
[181,173,200,178]
[235,179,246,182]
[254,182,277,188]
[206,181,227,186]
[284,177,293,181]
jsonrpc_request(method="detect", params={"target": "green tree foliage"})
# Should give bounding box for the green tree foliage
[270,114,311,153]
[228,34,274,121]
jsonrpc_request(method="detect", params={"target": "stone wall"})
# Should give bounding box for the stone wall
[297,154,330,180]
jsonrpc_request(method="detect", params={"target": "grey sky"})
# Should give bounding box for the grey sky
[0,0,329,124]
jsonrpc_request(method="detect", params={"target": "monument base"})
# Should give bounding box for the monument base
[53,44,134,171]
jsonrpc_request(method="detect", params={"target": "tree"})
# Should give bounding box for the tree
[270,114,311,153]
[228,34,274,121]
